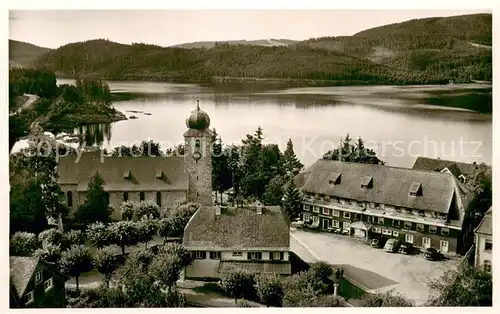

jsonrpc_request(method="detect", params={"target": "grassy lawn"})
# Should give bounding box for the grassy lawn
[339,278,366,301]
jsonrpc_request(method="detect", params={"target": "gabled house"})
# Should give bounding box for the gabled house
[474,207,492,273]
[182,205,291,280]
[411,156,480,184]
[295,159,473,255]
[10,256,69,308]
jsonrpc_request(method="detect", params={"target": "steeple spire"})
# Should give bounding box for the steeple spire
[196,99,200,110]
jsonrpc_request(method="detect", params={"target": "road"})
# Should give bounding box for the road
[9,94,39,116]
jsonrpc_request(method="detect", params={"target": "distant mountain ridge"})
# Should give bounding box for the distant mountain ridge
[172,38,297,49]
[13,13,492,85]
[9,39,52,68]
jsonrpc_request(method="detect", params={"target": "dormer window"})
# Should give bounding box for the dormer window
[458,174,466,184]
[418,210,425,217]
[328,172,342,185]
[360,176,373,189]
[156,170,163,179]
[409,182,422,196]
[123,170,131,179]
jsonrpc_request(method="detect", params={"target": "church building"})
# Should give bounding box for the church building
[57,100,213,219]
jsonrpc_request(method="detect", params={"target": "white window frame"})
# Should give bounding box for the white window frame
[441,227,450,236]
[343,212,351,219]
[35,271,42,284]
[303,213,310,221]
[232,251,243,257]
[404,221,412,229]
[303,204,310,211]
[313,215,320,223]
[429,225,437,234]
[271,251,284,261]
[322,207,330,215]
[25,291,34,305]
[382,229,392,235]
[342,221,350,230]
[392,231,399,237]
[416,223,425,232]
[485,240,492,251]
[332,220,340,228]
[210,251,221,260]
[378,217,385,225]
[484,260,492,273]
[248,252,262,260]
[405,234,414,244]
[194,251,206,259]
[333,210,340,217]
[44,277,53,292]
[322,219,330,229]
[313,206,320,213]
[373,228,381,233]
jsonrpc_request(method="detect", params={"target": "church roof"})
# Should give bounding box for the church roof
[183,206,290,251]
[475,207,492,236]
[57,151,189,192]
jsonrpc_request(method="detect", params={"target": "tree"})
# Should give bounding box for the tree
[221,268,256,304]
[255,273,284,307]
[38,228,64,248]
[86,222,111,248]
[322,134,384,165]
[94,247,119,287]
[137,217,157,249]
[75,172,112,224]
[63,230,85,249]
[149,252,184,292]
[10,232,40,256]
[33,242,62,265]
[312,294,349,307]
[263,174,287,206]
[360,290,414,307]
[161,243,192,267]
[212,130,233,204]
[120,201,135,221]
[59,245,94,291]
[10,182,48,234]
[136,200,161,220]
[108,221,141,255]
[283,138,304,177]
[164,203,200,238]
[465,163,492,217]
[156,217,172,243]
[282,180,302,220]
[427,264,492,306]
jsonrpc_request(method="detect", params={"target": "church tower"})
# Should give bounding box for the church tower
[184,100,213,206]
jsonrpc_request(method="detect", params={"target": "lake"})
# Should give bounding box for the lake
[57,79,492,168]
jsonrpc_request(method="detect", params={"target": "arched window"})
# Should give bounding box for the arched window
[156,191,162,207]
[67,191,73,207]
[123,192,129,202]
[140,191,145,201]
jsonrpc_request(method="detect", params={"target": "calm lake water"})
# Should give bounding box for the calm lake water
[57,79,492,168]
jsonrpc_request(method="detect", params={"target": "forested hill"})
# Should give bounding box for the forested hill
[31,13,491,85]
[300,13,492,82]
[9,39,52,67]
[172,38,297,49]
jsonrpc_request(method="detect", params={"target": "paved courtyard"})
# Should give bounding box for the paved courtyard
[290,229,459,305]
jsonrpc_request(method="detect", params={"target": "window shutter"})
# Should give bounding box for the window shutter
[247,252,251,259]
[280,252,284,260]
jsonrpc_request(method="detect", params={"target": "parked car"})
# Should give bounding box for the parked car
[398,242,414,254]
[291,220,305,229]
[371,238,384,248]
[384,239,401,253]
[424,248,443,261]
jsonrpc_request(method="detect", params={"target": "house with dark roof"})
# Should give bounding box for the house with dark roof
[294,159,474,255]
[57,101,213,220]
[412,156,480,184]
[10,256,69,308]
[474,207,492,273]
[182,204,291,280]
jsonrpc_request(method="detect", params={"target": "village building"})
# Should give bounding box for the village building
[412,156,479,183]
[57,100,213,219]
[10,256,69,308]
[182,204,291,280]
[294,159,474,255]
[474,207,492,273]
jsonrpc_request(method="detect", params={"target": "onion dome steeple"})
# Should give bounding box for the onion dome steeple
[186,99,211,130]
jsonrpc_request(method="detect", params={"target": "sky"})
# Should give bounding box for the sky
[8,9,491,49]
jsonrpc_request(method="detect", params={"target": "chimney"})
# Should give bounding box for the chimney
[215,206,221,216]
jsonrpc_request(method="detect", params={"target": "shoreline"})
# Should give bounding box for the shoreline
[55,75,493,88]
